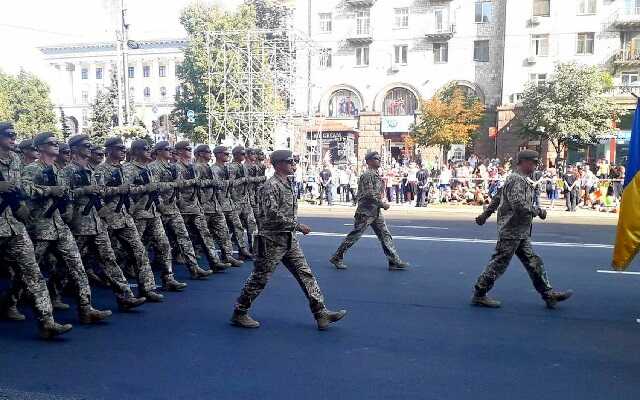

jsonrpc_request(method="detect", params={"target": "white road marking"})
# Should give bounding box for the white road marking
[596,270,640,275]
[342,223,448,230]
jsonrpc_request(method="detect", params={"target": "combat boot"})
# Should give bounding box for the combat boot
[211,259,231,273]
[38,320,73,340]
[223,256,243,268]
[389,260,410,271]
[543,290,574,309]
[314,309,347,331]
[329,255,348,270]
[190,266,214,280]
[86,269,110,288]
[230,309,260,328]
[471,295,501,308]
[163,276,188,291]
[117,295,146,311]
[79,306,112,324]
[141,290,164,302]
[239,247,254,261]
[2,305,26,321]
[52,299,70,310]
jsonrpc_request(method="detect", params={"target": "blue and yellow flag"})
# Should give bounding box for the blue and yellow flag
[612,99,640,270]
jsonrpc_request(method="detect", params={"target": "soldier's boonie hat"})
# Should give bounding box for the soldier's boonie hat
[152,141,171,152]
[365,151,381,161]
[232,145,246,155]
[68,134,91,148]
[0,122,16,137]
[270,149,294,163]
[18,139,36,151]
[33,132,56,147]
[130,139,150,152]
[104,137,125,149]
[194,144,211,154]
[174,140,192,151]
[213,145,229,154]
[517,150,539,164]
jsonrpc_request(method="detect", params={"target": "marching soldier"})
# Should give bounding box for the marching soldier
[95,137,164,302]
[147,141,214,279]
[193,144,243,267]
[330,151,410,271]
[245,148,265,225]
[211,145,254,261]
[55,143,71,170]
[60,135,146,311]
[471,150,574,309]
[17,139,39,167]
[22,132,112,324]
[122,139,187,292]
[231,150,346,330]
[89,144,105,170]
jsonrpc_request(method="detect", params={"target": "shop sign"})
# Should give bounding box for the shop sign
[381,116,415,133]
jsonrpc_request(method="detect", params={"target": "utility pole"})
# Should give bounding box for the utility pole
[121,0,131,126]
[115,0,124,127]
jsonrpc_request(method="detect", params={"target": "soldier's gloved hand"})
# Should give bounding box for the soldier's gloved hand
[85,185,103,195]
[116,184,131,195]
[0,181,17,193]
[382,202,391,211]
[475,213,488,226]
[47,186,67,198]
[298,223,312,235]
[538,208,547,220]
[147,183,160,192]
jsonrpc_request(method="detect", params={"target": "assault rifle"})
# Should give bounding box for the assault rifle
[136,169,159,211]
[75,169,102,216]
[108,168,130,213]
[167,164,180,203]
[0,170,23,215]
[43,166,71,218]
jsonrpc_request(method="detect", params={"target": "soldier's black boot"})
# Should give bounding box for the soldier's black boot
[190,265,214,280]
[47,281,70,310]
[329,255,348,270]
[79,306,112,324]
[3,305,26,321]
[389,260,410,271]
[239,247,254,261]
[117,295,147,311]
[230,309,260,328]
[163,275,188,291]
[86,268,110,288]
[471,293,502,308]
[543,290,574,309]
[38,320,73,340]
[314,309,347,331]
[222,250,243,267]
[140,290,164,302]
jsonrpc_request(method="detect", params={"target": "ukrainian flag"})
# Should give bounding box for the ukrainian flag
[612,99,640,270]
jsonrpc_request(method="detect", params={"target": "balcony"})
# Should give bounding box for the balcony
[611,7,640,28]
[613,49,640,66]
[603,86,640,102]
[424,25,455,40]
[344,0,376,7]
[345,29,373,44]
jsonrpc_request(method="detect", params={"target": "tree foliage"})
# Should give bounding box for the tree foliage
[59,107,72,139]
[0,70,58,138]
[519,63,620,156]
[411,85,485,151]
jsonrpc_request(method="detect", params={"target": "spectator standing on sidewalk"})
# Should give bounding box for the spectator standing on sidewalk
[337,167,349,203]
[415,164,430,207]
[318,164,333,206]
[563,166,579,212]
[346,166,358,206]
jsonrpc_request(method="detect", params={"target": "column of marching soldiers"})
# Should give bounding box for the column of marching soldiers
[0,121,285,339]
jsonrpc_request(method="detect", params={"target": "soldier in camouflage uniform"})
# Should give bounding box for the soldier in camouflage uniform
[475,188,502,226]
[95,137,164,302]
[246,148,267,227]
[23,132,112,324]
[147,141,215,279]
[193,145,243,267]
[60,135,147,311]
[231,150,347,331]
[330,151,410,271]
[55,143,71,170]
[0,123,72,338]
[472,150,573,309]
[89,144,105,170]
[122,139,187,292]
[17,139,39,167]
[211,146,253,261]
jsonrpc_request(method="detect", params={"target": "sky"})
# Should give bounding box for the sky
[0,0,244,77]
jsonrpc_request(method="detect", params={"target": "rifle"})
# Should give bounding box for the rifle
[108,168,130,213]
[43,166,71,218]
[136,169,159,211]
[75,169,102,216]
[186,164,200,202]
[167,164,180,203]
[0,170,23,216]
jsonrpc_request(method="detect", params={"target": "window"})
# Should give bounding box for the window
[531,34,549,56]
[383,87,418,116]
[176,85,182,97]
[328,90,362,117]
[81,91,89,104]
[475,2,492,23]
[434,9,445,32]
[474,40,490,62]
[95,67,103,80]
[81,68,88,80]
[159,65,166,77]
[533,0,550,17]
[356,9,370,35]
[356,46,370,66]
[530,73,548,87]
[160,87,167,100]
[394,45,408,65]
[319,48,332,68]
[320,13,332,33]
[128,66,135,78]
[394,8,409,29]
[143,65,150,78]
[577,0,596,15]
[144,87,151,98]
[621,72,639,86]
[82,109,88,126]
[175,63,181,76]
[434,43,448,63]
[576,32,595,54]
[129,87,135,100]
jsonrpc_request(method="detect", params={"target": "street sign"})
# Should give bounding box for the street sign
[187,117,195,123]
[186,110,195,119]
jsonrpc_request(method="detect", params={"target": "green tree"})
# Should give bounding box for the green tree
[519,63,620,162]
[87,72,120,145]
[59,107,72,139]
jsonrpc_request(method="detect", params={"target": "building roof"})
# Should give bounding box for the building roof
[39,38,188,54]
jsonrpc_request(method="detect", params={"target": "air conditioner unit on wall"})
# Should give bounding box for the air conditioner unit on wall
[530,16,541,25]
[525,56,537,64]
[390,64,400,73]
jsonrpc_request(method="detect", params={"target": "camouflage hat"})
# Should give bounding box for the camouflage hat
[212,145,229,154]
[152,141,171,152]
[0,122,16,137]
[270,149,294,164]
[517,150,539,164]
[130,139,150,152]
[17,139,36,151]
[194,144,211,154]
[365,151,381,162]
[59,143,70,153]
[246,147,256,156]
[90,144,105,152]
[67,134,91,148]
[33,132,56,147]
[256,148,265,157]
[232,145,246,155]
[104,137,125,148]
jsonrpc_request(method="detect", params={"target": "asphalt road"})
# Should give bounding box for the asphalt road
[0,213,638,400]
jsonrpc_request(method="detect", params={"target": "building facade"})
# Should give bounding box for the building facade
[39,39,186,142]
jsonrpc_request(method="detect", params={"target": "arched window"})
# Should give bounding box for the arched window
[328,89,362,118]
[454,85,480,101]
[144,87,151,98]
[383,87,418,116]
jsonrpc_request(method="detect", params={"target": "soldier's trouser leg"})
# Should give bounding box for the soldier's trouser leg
[224,210,247,249]
[369,215,402,264]
[238,204,257,252]
[183,213,221,264]
[281,238,325,314]
[75,232,133,298]
[206,212,234,258]
[163,214,200,271]
[515,238,553,295]
[136,217,174,279]
[1,234,54,323]
[111,227,157,293]
[474,239,519,296]
[333,213,372,258]
[5,266,23,309]
[34,236,92,307]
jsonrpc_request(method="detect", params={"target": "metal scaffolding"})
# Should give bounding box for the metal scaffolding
[205,29,301,148]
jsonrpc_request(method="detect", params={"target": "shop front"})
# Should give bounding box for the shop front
[303,122,358,168]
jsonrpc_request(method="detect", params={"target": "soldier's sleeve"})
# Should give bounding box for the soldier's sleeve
[21,164,51,199]
[358,173,384,208]
[260,183,298,231]
[228,163,247,185]
[483,187,502,217]
[212,165,231,191]
[504,177,535,216]
[122,164,153,194]
[246,165,266,183]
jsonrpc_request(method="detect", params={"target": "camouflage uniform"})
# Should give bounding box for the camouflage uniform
[94,161,158,294]
[21,160,93,308]
[247,161,267,227]
[228,160,261,251]
[235,174,325,314]
[211,162,249,250]
[0,152,56,324]
[333,167,402,264]
[474,172,553,297]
